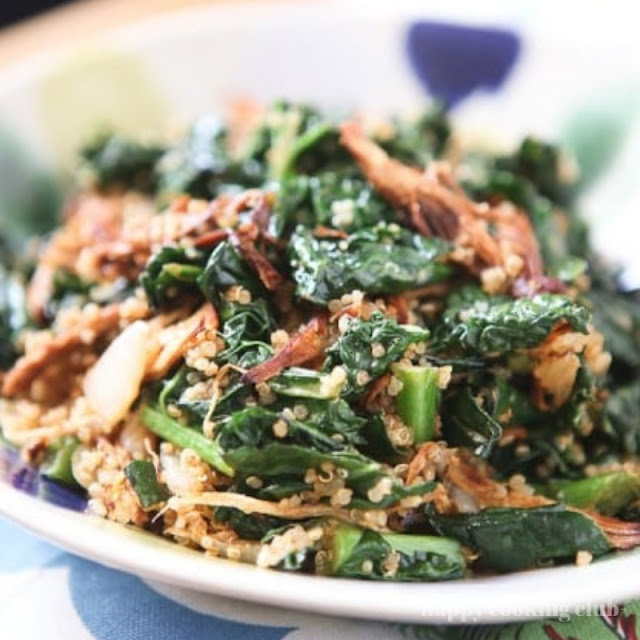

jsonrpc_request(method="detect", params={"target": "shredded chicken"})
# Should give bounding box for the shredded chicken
[340,122,564,296]
[2,303,126,397]
[406,442,550,513]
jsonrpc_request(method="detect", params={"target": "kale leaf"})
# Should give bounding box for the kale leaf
[548,472,640,517]
[0,264,27,369]
[217,299,275,365]
[377,104,451,165]
[157,115,263,199]
[80,132,165,193]
[431,286,589,355]
[124,459,170,508]
[289,224,452,304]
[604,381,640,456]
[428,505,611,572]
[197,241,265,304]
[331,525,464,581]
[216,406,431,507]
[587,288,640,379]
[140,245,207,308]
[441,387,503,458]
[324,311,430,398]
[214,506,287,541]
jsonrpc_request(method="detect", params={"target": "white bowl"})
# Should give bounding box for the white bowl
[1,0,640,624]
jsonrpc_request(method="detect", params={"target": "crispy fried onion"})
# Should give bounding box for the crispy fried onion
[227,190,283,291]
[243,315,328,384]
[339,122,564,296]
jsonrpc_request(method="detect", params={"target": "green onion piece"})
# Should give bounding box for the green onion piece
[41,436,80,487]
[331,524,365,574]
[549,472,640,516]
[392,364,440,443]
[125,460,170,508]
[141,406,234,477]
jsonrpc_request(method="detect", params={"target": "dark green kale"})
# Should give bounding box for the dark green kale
[324,311,430,398]
[141,406,233,476]
[460,135,588,274]
[214,506,286,541]
[431,286,589,355]
[197,241,264,304]
[0,264,27,369]
[331,525,464,581]
[269,367,346,400]
[496,136,573,206]
[272,170,397,238]
[259,522,322,572]
[428,505,611,572]
[217,299,275,364]
[308,172,395,231]
[441,387,503,458]
[289,223,452,304]
[140,245,208,308]
[604,381,640,456]
[156,115,263,199]
[244,101,347,180]
[392,364,441,444]
[488,367,599,480]
[217,406,345,454]
[491,375,546,426]
[271,396,366,448]
[587,288,640,382]
[216,406,432,507]
[157,367,211,424]
[377,104,451,165]
[80,132,165,192]
[124,459,170,508]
